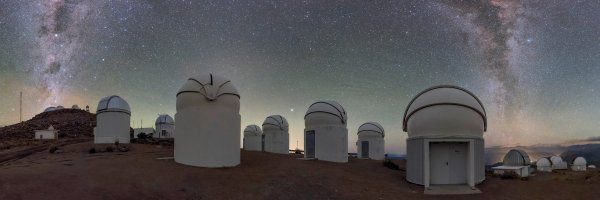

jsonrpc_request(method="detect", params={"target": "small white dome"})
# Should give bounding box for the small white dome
[357,122,385,137]
[573,157,587,166]
[44,107,56,112]
[56,105,64,109]
[72,104,80,109]
[263,115,289,131]
[176,73,240,112]
[502,149,531,166]
[97,95,131,115]
[537,158,551,167]
[244,125,262,136]
[550,156,563,165]
[403,85,487,138]
[155,114,174,125]
[305,100,347,127]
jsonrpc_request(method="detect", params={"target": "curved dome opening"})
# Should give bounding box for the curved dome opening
[263,115,289,131]
[357,122,385,137]
[305,100,347,126]
[97,95,131,115]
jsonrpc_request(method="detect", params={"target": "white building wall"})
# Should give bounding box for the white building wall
[264,129,289,154]
[156,124,175,138]
[244,135,262,151]
[572,165,586,171]
[35,130,57,139]
[94,112,130,144]
[174,107,240,168]
[356,135,385,160]
[307,126,348,163]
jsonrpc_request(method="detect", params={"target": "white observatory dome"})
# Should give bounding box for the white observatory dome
[305,100,347,127]
[96,95,131,115]
[358,122,385,138]
[550,156,563,165]
[176,73,240,112]
[155,114,175,125]
[574,157,587,166]
[537,158,551,167]
[72,104,80,109]
[263,115,289,131]
[403,85,487,138]
[244,125,262,136]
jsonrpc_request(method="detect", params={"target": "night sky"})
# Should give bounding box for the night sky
[1,0,599,154]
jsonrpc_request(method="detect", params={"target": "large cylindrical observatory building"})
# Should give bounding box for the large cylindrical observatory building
[94,95,131,144]
[263,115,289,154]
[403,85,487,187]
[304,100,348,163]
[174,73,241,168]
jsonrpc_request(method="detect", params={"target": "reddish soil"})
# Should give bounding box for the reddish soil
[1,143,599,200]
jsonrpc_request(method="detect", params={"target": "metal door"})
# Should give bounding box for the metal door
[261,135,265,151]
[305,130,315,158]
[361,141,369,158]
[448,142,468,184]
[430,142,450,184]
[430,142,468,185]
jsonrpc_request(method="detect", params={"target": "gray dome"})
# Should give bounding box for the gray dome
[403,85,487,138]
[56,105,64,109]
[502,149,531,166]
[155,114,174,125]
[550,156,563,165]
[574,157,587,165]
[263,115,289,131]
[244,124,262,136]
[537,158,551,167]
[72,105,80,109]
[358,122,385,137]
[176,73,240,112]
[96,95,131,115]
[305,100,347,126]
[44,107,56,112]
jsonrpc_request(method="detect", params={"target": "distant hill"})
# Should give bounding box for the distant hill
[0,109,96,140]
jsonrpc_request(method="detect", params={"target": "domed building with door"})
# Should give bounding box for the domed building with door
[304,100,348,163]
[263,115,289,154]
[174,73,241,168]
[356,122,385,160]
[403,85,486,188]
[94,95,131,144]
[155,114,175,138]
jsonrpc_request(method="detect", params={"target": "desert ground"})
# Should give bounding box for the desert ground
[1,141,599,200]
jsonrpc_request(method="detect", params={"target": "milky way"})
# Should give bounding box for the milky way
[34,0,91,106]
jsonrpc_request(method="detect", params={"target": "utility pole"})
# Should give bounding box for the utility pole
[19,92,22,122]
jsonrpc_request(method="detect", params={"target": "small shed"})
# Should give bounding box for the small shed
[356,122,385,160]
[35,125,58,140]
[263,115,289,154]
[133,128,155,138]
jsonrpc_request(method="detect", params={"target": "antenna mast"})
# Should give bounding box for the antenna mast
[19,91,22,122]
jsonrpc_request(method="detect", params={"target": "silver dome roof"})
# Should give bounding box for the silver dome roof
[358,122,385,137]
[96,95,131,115]
[177,73,240,101]
[262,115,289,131]
[305,100,347,124]
[155,114,174,125]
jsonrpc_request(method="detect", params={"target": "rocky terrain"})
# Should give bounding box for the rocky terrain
[0,109,95,150]
[0,143,599,200]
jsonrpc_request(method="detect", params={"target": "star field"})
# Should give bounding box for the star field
[1,0,599,153]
